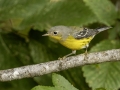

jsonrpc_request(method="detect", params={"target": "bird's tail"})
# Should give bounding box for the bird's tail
[97,27,112,33]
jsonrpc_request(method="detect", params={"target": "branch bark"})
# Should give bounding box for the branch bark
[0,49,120,82]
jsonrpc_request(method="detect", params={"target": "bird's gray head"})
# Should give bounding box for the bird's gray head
[42,25,72,40]
[48,26,71,36]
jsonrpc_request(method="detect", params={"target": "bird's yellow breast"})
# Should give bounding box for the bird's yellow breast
[59,36,93,50]
[50,35,93,50]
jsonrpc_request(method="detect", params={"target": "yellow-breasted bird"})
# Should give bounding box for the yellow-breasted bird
[42,25,111,59]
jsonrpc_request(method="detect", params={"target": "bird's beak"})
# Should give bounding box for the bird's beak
[42,33,49,36]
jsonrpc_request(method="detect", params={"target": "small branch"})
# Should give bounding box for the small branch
[0,49,120,82]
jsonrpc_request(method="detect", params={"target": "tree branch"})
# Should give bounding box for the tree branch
[0,49,120,81]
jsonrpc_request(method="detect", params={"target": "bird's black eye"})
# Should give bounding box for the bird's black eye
[53,31,58,35]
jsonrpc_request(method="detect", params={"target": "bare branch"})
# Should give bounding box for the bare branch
[0,49,120,82]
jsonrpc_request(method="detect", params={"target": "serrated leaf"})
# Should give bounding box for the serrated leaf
[52,73,78,90]
[83,62,120,90]
[82,39,120,90]
[83,0,117,25]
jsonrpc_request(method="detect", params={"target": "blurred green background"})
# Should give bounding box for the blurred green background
[0,0,120,90]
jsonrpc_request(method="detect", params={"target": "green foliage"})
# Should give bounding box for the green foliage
[83,62,120,90]
[83,0,117,25]
[90,39,120,52]
[59,67,90,90]
[0,0,120,90]
[82,39,120,90]
[32,73,78,90]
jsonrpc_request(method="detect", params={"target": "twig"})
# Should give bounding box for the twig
[0,49,120,81]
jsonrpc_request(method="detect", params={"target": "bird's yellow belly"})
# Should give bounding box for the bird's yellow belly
[59,37,93,50]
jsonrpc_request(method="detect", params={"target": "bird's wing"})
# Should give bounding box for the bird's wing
[72,28,98,39]
[71,27,111,39]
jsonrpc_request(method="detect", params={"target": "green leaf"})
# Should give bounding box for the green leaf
[83,62,120,90]
[32,86,56,90]
[52,73,78,90]
[82,39,120,90]
[116,0,120,19]
[83,0,117,25]
[3,0,97,30]
[0,0,49,31]
[0,32,36,90]
[28,35,57,63]
[90,39,120,52]
[22,0,96,29]
[0,32,32,69]
[95,88,107,90]
[108,21,120,39]
[34,74,52,86]
[60,67,90,90]
[32,73,78,90]
[29,40,50,63]
[0,0,49,20]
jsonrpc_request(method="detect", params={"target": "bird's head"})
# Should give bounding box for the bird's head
[42,26,71,40]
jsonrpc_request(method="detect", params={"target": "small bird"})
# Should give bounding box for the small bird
[42,26,111,59]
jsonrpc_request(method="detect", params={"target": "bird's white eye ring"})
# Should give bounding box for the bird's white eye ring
[53,31,58,35]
